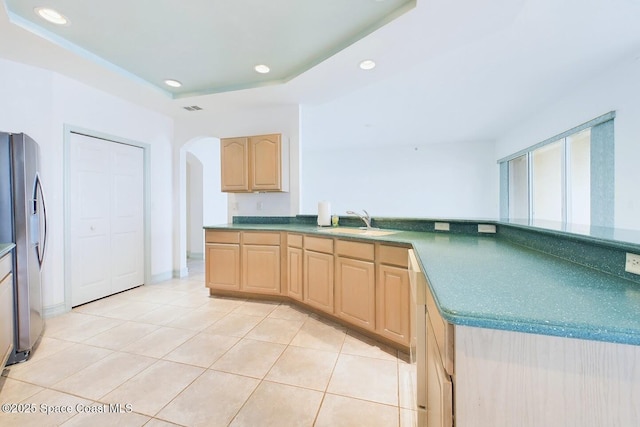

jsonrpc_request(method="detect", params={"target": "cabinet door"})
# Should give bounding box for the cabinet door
[288,246,303,301]
[376,264,411,346]
[427,316,454,427]
[0,271,13,368]
[304,250,334,313]
[206,243,240,291]
[220,138,249,192]
[242,244,281,294]
[249,134,281,191]
[335,257,375,330]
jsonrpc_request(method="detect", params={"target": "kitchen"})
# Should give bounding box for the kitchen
[2,0,640,426]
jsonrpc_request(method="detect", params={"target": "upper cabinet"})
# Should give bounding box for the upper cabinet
[220,133,288,192]
[220,137,249,192]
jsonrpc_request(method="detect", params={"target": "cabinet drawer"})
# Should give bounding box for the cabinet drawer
[304,236,333,254]
[426,281,455,375]
[288,233,303,248]
[378,245,409,268]
[206,230,240,244]
[335,240,374,261]
[243,232,281,245]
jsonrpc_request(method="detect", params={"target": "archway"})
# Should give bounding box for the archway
[177,136,226,277]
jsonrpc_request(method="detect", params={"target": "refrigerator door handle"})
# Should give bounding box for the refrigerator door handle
[33,173,47,267]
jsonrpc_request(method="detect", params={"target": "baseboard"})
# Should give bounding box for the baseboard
[187,252,204,260]
[43,302,69,319]
[150,271,173,284]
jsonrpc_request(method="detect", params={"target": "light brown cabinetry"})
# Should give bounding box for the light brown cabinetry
[220,138,249,192]
[425,276,454,427]
[335,240,376,331]
[287,234,304,301]
[205,229,411,351]
[303,236,334,314]
[376,245,411,346]
[205,231,241,291]
[241,232,281,294]
[426,314,453,427]
[1,251,14,368]
[220,134,284,192]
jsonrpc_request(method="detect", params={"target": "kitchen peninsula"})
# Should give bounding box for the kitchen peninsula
[204,216,640,427]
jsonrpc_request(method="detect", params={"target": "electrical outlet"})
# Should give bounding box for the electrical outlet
[626,253,640,275]
[434,222,450,231]
[256,201,263,211]
[478,224,496,234]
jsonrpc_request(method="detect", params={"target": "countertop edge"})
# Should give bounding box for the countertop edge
[0,243,15,258]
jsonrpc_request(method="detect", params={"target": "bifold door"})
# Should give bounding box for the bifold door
[69,133,144,306]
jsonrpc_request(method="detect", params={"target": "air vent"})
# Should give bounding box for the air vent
[183,105,203,111]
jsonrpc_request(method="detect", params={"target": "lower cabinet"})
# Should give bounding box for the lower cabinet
[242,244,280,294]
[206,230,282,295]
[335,256,376,331]
[427,315,454,427]
[206,243,240,291]
[1,251,14,368]
[303,250,334,313]
[205,230,412,351]
[287,234,304,301]
[287,246,304,301]
[376,264,411,346]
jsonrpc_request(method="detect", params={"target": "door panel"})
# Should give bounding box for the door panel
[70,133,144,306]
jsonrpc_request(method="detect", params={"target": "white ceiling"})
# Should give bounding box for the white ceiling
[1,0,640,144]
[4,0,415,98]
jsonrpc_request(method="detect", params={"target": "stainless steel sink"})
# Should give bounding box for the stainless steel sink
[316,227,398,237]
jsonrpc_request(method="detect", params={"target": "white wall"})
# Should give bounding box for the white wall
[0,58,174,313]
[186,138,227,259]
[186,153,204,257]
[301,138,498,219]
[495,57,640,230]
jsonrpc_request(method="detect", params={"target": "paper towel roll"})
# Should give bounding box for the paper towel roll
[317,201,331,226]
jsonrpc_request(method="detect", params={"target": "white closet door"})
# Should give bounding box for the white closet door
[70,133,144,306]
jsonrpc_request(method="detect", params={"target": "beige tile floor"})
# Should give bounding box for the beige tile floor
[0,260,417,427]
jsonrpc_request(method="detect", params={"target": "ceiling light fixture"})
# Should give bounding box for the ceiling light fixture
[35,7,69,25]
[254,64,270,74]
[359,60,376,70]
[164,79,182,88]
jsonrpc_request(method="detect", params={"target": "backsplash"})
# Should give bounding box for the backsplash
[230,215,640,285]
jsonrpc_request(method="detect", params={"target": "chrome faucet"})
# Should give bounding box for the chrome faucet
[346,210,373,229]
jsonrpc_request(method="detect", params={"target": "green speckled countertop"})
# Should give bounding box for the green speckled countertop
[0,243,14,258]
[204,223,640,346]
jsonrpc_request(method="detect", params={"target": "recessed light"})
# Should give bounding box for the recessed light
[254,64,270,74]
[359,60,376,70]
[35,7,69,25]
[164,79,182,88]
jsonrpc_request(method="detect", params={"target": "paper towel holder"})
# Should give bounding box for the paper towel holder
[317,201,332,227]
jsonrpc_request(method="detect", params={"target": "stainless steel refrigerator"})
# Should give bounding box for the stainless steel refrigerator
[0,132,47,364]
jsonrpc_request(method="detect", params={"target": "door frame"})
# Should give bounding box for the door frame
[62,125,151,312]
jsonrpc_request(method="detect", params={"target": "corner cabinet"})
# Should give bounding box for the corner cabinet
[1,250,14,368]
[376,245,411,347]
[220,134,288,193]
